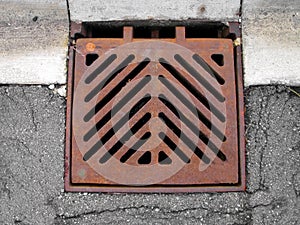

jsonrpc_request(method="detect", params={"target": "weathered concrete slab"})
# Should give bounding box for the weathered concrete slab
[0,1,68,84]
[242,0,300,86]
[1,0,299,86]
[0,85,299,224]
[68,0,240,22]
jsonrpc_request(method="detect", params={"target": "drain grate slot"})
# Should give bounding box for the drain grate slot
[66,23,245,192]
[158,133,191,164]
[85,54,117,84]
[99,112,152,163]
[158,75,226,141]
[158,112,210,164]
[84,54,135,102]
[83,59,150,122]
[158,63,226,122]
[158,95,226,161]
[193,54,225,85]
[83,94,151,161]
[174,54,225,102]
[120,132,152,163]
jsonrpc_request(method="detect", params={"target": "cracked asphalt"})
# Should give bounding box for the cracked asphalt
[0,85,299,224]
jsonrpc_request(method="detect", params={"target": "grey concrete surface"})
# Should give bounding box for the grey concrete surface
[0,1,68,84]
[0,85,299,224]
[68,0,240,22]
[242,0,300,86]
[1,0,300,86]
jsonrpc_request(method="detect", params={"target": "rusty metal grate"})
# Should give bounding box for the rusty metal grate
[65,23,245,192]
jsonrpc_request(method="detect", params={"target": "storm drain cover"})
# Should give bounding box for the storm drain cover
[65,24,245,192]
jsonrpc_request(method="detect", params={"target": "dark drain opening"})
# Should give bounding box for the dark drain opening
[211,54,224,67]
[86,54,99,66]
[76,21,229,39]
[185,25,223,38]
[158,151,172,164]
[138,151,152,164]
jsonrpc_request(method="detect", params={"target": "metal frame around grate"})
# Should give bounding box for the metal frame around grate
[65,24,245,192]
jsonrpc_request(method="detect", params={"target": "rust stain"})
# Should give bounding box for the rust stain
[86,42,96,52]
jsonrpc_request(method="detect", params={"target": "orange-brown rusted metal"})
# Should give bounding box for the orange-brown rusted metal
[65,23,245,192]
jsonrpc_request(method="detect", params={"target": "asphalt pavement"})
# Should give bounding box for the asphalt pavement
[0,85,299,224]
